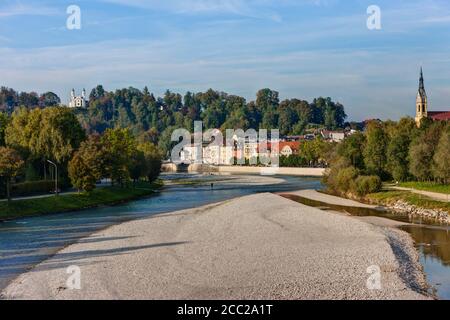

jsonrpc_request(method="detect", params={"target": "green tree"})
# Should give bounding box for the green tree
[432,127,450,183]
[409,122,443,181]
[337,132,366,170]
[102,128,136,186]
[363,122,388,177]
[68,136,105,192]
[386,118,416,182]
[256,89,279,129]
[0,147,24,202]
[387,132,411,182]
[39,92,61,107]
[129,149,147,183]
[137,142,162,182]
[0,112,8,146]
[39,107,86,164]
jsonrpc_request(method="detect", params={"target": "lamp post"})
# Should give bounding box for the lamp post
[47,160,58,196]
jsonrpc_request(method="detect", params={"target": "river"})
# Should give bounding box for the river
[0,174,321,291]
[1,174,449,300]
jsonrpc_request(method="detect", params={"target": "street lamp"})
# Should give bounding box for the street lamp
[47,160,58,196]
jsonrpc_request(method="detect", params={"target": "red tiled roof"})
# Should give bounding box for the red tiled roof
[257,141,301,153]
[429,111,450,121]
[279,141,301,152]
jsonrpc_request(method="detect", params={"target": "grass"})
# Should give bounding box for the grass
[367,190,450,213]
[398,182,450,194]
[0,180,162,221]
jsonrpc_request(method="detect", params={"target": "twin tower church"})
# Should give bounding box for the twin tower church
[415,68,450,126]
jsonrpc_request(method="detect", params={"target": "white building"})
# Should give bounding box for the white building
[69,89,87,108]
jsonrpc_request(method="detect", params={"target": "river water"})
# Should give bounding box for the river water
[1,174,448,300]
[0,174,321,292]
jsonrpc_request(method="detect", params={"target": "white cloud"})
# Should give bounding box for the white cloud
[0,2,58,18]
[2,35,449,121]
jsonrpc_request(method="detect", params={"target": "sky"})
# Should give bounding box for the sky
[1,0,450,121]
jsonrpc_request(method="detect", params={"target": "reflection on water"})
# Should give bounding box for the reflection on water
[0,174,321,291]
[281,194,450,300]
[400,225,450,299]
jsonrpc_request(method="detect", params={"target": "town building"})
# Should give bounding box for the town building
[279,141,301,157]
[69,89,87,108]
[320,130,346,143]
[415,68,450,127]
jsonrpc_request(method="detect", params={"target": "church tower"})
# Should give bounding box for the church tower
[415,68,428,127]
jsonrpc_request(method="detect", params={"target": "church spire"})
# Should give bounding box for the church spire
[419,67,424,91]
[415,67,428,127]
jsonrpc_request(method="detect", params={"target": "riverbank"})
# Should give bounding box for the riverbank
[313,187,450,224]
[366,191,450,223]
[0,181,162,221]
[398,182,450,195]
[2,192,429,300]
[162,163,326,177]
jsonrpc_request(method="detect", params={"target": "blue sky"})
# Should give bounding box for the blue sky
[1,0,450,121]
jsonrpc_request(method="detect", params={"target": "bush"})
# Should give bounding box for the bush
[354,175,382,196]
[335,166,359,193]
[11,180,56,197]
[323,158,359,194]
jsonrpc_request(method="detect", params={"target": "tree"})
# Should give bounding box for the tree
[432,127,450,183]
[386,119,416,182]
[337,132,366,170]
[158,126,178,159]
[363,122,388,177]
[409,122,443,181]
[68,136,105,192]
[0,147,24,202]
[39,92,61,107]
[102,128,136,186]
[256,89,279,129]
[137,142,162,182]
[409,141,433,181]
[0,112,8,146]
[278,100,298,135]
[18,92,39,107]
[387,132,411,182]
[89,85,106,100]
[5,107,85,183]
[129,149,147,183]
[39,107,86,164]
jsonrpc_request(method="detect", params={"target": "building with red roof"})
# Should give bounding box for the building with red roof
[415,68,450,126]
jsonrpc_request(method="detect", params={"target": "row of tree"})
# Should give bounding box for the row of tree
[324,117,450,196]
[0,87,61,111]
[0,107,162,201]
[1,86,348,157]
[69,129,161,192]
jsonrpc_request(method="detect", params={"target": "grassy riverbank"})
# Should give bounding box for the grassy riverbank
[0,181,162,221]
[398,182,450,195]
[367,190,450,213]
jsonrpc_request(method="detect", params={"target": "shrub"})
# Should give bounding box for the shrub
[354,175,382,196]
[335,166,359,193]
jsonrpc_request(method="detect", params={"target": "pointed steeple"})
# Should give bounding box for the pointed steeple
[419,67,424,91]
[418,67,426,99]
[416,67,428,127]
